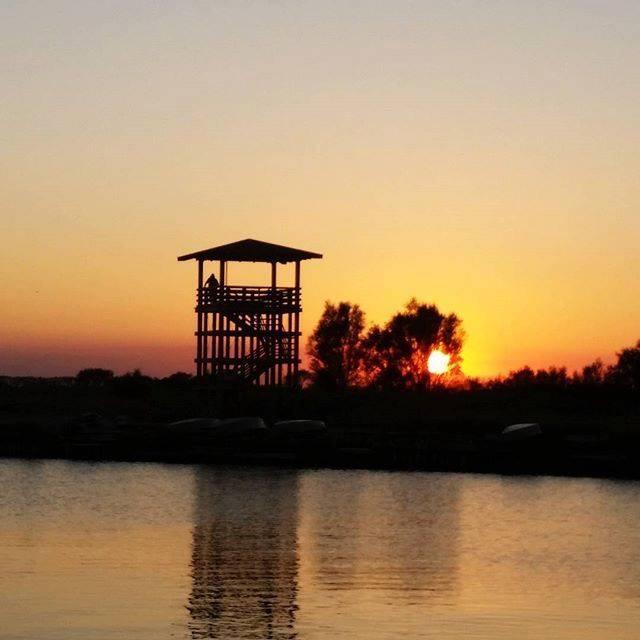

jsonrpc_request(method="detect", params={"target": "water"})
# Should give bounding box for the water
[1,460,640,639]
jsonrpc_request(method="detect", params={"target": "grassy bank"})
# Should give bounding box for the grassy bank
[1,376,639,478]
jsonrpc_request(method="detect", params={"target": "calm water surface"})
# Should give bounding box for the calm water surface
[1,459,640,639]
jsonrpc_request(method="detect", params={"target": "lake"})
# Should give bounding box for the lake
[1,459,640,639]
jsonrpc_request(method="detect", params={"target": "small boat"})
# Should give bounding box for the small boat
[167,417,266,450]
[501,423,542,441]
[273,419,327,434]
[168,418,220,430]
[217,417,267,435]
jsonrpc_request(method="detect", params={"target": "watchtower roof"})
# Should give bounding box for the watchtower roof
[177,238,322,264]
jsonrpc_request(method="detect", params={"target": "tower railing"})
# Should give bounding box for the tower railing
[196,285,300,310]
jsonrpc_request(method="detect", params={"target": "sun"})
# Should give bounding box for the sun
[427,349,450,375]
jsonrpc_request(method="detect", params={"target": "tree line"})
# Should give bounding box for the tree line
[61,298,640,395]
[483,345,640,391]
[307,299,640,393]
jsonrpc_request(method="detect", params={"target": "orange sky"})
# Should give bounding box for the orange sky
[2,1,639,378]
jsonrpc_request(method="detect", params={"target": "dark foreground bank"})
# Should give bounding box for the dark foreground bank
[1,376,640,478]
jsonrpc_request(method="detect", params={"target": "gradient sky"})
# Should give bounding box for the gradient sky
[2,0,639,378]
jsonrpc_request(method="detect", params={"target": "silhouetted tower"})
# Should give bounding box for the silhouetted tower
[178,239,322,385]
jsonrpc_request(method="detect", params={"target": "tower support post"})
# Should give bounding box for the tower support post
[196,259,204,376]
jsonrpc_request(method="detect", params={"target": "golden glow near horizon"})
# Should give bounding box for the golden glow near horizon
[2,1,640,378]
[427,350,451,376]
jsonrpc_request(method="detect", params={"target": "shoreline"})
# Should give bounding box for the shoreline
[3,379,639,481]
[2,417,639,481]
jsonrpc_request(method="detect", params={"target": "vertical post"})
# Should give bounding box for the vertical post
[203,296,208,376]
[223,262,230,376]
[218,260,225,377]
[250,322,255,385]
[287,300,293,385]
[212,305,217,378]
[270,262,277,386]
[196,259,204,376]
[293,260,301,383]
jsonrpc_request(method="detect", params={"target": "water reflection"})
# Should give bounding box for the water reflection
[188,467,300,639]
[300,471,461,601]
[2,461,640,639]
[459,475,640,605]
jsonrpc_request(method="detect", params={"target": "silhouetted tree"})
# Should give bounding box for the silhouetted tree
[112,369,153,398]
[362,299,464,390]
[502,366,536,387]
[307,302,365,389]
[609,341,640,391]
[535,366,569,387]
[574,359,608,385]
[162,372,193,389]
[76,368,114,386]
[500,365,569,388]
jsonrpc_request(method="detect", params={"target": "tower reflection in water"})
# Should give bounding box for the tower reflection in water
[188,467,300,640]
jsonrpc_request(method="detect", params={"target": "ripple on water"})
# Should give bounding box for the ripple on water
[1,461,640,639]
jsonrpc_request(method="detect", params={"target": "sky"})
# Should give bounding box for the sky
[2,0,639,378]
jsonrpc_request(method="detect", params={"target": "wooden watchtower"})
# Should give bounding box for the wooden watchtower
[178,239,322,386]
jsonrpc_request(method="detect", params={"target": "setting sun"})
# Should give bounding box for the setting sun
[427,349,450,375]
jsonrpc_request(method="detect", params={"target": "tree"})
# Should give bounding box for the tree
[112,369,153,398]
[362,299,464,390]
[307,302,365,389]
[76,368,114,386]
[609,340,640,391]
[574,359,607,385]
[163,372,193,389]
[534,366,569,387]
[503,366,536,387]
